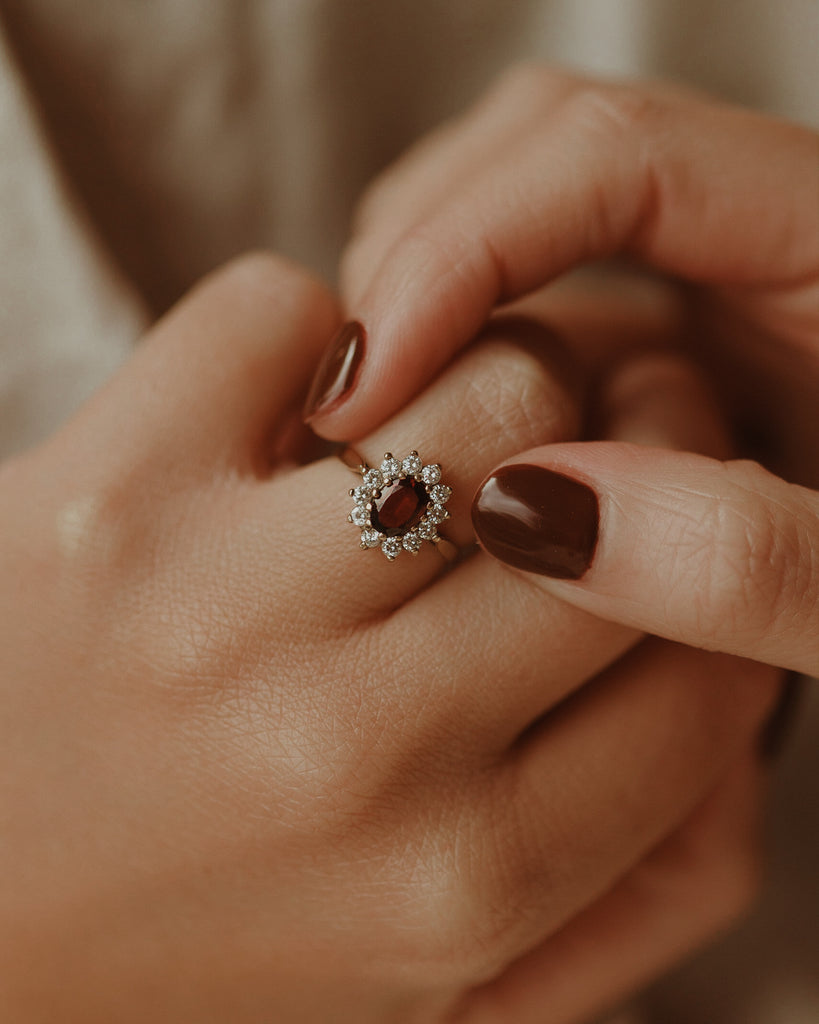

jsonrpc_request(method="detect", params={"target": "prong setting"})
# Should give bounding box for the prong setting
[347,450,453,560]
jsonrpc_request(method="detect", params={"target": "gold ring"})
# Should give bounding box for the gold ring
[339,447,458,562]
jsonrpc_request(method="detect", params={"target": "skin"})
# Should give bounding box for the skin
[314,66,819,677]
[0,253,780,1022]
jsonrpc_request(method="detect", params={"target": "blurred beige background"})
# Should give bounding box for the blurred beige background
[0,2,816,1021]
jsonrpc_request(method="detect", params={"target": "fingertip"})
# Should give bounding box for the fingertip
[301,316,407,442]
[469,440,715,595]
[471,441,819,674]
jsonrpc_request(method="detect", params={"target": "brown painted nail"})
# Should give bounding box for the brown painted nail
[471,465,599,580]
[303,321,365,421]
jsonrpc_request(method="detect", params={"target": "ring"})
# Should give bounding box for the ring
[340,448,457,562]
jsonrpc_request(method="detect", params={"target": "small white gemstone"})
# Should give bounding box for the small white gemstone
[417,520,438,540]
[381,536,402,559]
[421,464,441,486]
[362,528,381,548]
[380,457,402,480]
[350,505,370,527]
[430,484,452,504]
[403,532,422,554]
[353,485,371,504]
[426,504,448,525]
[363,468,383,489]
[402,453,422,476]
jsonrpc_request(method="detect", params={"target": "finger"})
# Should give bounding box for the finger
[472,442,819,675]
[458,757,764,1024]
[396,352,733,743]
[60,253,339,473]
[307,72,818,438]
[598,351,732,459]
[240,318,582,628]
[383,557,638,752]
[500,266,689,380]
[341,68,578,306]
[465,641,779,977]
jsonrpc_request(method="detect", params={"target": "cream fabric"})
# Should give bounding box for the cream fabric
[0,1,816,1020]
[0,16,144,457]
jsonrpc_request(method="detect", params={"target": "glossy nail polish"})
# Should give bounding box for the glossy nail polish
[471,465,599,580]
[303,321,365,421]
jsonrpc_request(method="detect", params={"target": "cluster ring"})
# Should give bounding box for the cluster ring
[340,447,457,562]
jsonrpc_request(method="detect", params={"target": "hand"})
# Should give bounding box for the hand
[0,254,780,1022]
[310,66,819,677]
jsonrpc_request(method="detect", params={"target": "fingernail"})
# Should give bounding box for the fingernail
[472,465,599,580]
[303,321,365,421]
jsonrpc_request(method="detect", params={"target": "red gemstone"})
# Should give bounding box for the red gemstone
[371,478,429,536]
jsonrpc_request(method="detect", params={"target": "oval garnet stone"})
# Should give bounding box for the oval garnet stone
[371,478,430,536]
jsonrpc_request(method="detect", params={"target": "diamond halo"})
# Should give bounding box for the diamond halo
[346,450,453,560]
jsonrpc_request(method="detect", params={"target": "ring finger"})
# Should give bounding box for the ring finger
[241,316,583,627]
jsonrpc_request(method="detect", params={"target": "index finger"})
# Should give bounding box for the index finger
[308,70,819,440]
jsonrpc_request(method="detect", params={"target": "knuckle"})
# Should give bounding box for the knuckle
[415,790,569,985]
[492,60,550,95]
[462,335,578,446]
[27,457,143,588]
[353,789,542,988]
[402,866,491,983]
[548,83,670,249]
[51,485,128,571]
[566,80,668,139]
[398,827,527,985]
[212,250,335,317]
[490,61,572,105]
[218,249,295,288]
[349,173,392,236]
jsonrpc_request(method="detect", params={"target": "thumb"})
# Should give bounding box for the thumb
[471,443,819,676]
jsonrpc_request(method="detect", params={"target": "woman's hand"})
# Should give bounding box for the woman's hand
[0,255,780,1023]
[312,67,819,677]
